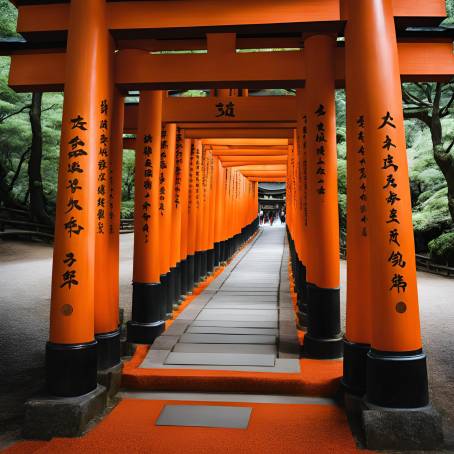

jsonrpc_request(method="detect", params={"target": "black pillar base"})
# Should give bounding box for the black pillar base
[304,334,343,359]
[227,237,233,259]
[180,258,188,295]
[296,259,307,310]
[220,240,227,263]
[46,340,98,397]
[214,242,221,267]
[366,349,429,408]
[194,251,202,284]
[341,338,370,396]
[174,262,182,304]
[159,274,170,319]
[187,254,195,292]
[304,283,343,359]
[207,248,215,274]
[200,250,208,278]
[95,328,121,371]
[126,320,165,345]
[297,310,308,329]
[167,268,176,317]
[128,282,166,344]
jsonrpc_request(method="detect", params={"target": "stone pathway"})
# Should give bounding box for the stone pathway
[140,225,300,373]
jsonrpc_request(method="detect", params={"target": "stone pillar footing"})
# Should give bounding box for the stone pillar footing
[344,393,444,450]
[22,385,107,440]
[97,362,123,399]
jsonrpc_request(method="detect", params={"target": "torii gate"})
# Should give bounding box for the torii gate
[2,0,453,448]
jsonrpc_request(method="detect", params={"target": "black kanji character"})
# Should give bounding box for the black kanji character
[100,99,108,115]
[383,174,397,189]
[315,104,326,116]
[378,111,396,129]
[386,208,400,224]
[60,270,78,289]
[386,191,401,205]
[71,115,87,131]
[65,197,82,213]
[67,179,82,193]
[389,229,401,246]
[357,115,365,128]
[390,273,407,293]
[382,154,398,172]
[383,135,396,150]
[63,252,76,267]
[64,217,84,237]
[388,251,406,268]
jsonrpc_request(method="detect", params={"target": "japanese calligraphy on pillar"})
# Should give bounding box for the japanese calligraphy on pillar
[142,132,153,242]
[195,144,200,209]
[188,142,195,210]
[97,99,109,235]
[159,126,167,216]
[315,104,327,195]
[60,113,88,290]
[290,143,296,212]
[174,127,183,208]
[357,115,368,237]
[202,147,207,204]
[378,111,406,296]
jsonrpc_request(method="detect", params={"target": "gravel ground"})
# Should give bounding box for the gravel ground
[0,233,453,451]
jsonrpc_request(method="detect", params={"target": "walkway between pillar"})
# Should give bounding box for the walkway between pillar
[122,225,342,397]
[138,225,300,373]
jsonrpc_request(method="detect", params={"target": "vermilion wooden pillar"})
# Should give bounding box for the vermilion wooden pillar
[179,137,191,295]
[187,140,198,290]
[207,152,217,272]
[94,88,124,371]
[223,168,232,260]
[295,89,309,327]
[213,157,225,266]
[199,147,209,278]
[128,90,165,344]
[193,140,203,283]
[47,0,110,397]
[171,127,184,304]
[159,122,177,318]
[345,0,428,408]
[304,34,342,359]
[343,31,372,395]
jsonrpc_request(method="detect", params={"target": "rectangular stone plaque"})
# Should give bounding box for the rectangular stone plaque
[156,405,252,429]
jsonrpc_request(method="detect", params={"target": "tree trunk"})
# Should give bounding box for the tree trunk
[429,84,454,225]
[0,160,26,209]
[8,147,30,191]
[28,92,52,225]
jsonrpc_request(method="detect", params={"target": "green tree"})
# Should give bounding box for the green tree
[403,82,454,225]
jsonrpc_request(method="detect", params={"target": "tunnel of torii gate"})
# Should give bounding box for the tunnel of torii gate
[3,0,454,442]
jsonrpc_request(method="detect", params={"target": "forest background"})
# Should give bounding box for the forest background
[0,0,453,263]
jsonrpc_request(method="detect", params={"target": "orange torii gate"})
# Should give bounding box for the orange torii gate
[2,0,452,448]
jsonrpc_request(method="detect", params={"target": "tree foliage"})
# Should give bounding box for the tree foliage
[0,0,452,254]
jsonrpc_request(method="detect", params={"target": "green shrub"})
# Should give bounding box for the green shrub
[428,231,454,265]
[412,187,452,251]
[121,200,135,218]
